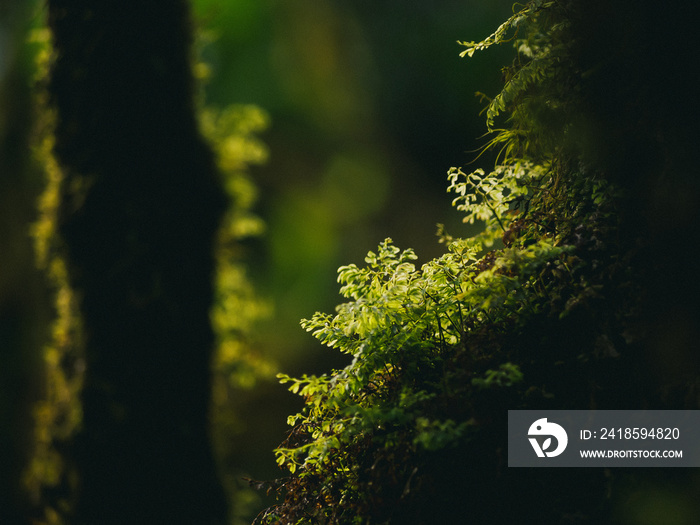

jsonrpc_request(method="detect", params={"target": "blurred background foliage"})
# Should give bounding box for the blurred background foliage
[191,0,515,366]
[190,1,518,521]
[0,0,519,523]
[189,1,516,520]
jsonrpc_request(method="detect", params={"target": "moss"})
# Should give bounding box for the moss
[259,1,700,523]
[29,2,231,523]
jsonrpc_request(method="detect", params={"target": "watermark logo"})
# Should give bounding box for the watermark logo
[528,418,568,457]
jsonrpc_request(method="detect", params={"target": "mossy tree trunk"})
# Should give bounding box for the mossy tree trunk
[0,1,51,523]
[47,1,228,523]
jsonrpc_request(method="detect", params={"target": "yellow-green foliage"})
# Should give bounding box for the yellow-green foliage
[258,2,633,523]
[201,104,274,390]
[25,28,83,525]
[201,105,277,523]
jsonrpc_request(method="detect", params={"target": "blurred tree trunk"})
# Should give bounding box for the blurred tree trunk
[1,1,50,523]
[46,0,228,523]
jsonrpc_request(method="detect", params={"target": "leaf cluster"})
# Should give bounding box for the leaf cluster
[259,165,622,524]
[464,0,580,165]
[258,1,642,523]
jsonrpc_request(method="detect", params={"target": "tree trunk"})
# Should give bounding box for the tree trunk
[47,1,228,523]
[0,2,51,523]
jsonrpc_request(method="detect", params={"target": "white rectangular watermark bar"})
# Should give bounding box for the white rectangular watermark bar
[508,411,700,467]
